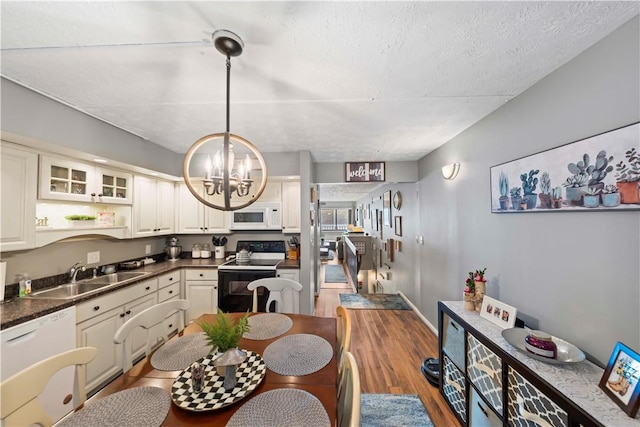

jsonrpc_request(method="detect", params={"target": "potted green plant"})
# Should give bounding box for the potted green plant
[498,172,509,210]
[65,214,96,227]
[538,172,552,209]
[520,169,539,209]
[615,147,640,204]
[198,309,251,353]
[601,184,621,207]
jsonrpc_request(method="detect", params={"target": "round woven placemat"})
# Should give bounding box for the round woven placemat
[263,334,333,376]
[150,333,211,371]
[226,388,330,427]
[243,313,293,340]
[57,386,170,427]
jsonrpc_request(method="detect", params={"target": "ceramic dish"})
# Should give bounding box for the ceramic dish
[171,350,266,411]
[501,328,586,364]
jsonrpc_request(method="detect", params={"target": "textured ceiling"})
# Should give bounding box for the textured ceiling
[1,2,638,200]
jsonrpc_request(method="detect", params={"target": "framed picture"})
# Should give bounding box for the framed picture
[383,190,391,226]
[480,296,517,329]
[387,238,394,262]
[374,209,379,230]
[394,216,402,236]
[394,239,402,252]
[490,122,639,213]
[599,342,640,417]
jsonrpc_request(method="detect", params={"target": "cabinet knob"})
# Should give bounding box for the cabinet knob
[91,193,96,197]
[169,277,173,281]
[120,313,126,318]
[145,286,150,291]
[199,273,203,277]
[125,310,131,315]
[93,306,100,311]
[168,290,173,294]
[168,323,173,329]
[98,193,103,198]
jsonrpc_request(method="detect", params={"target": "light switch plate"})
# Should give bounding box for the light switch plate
[145,245,151,254]
[87,251,100,264]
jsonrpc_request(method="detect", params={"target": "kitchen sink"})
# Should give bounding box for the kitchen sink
[82,271,149,286]
[28,271,150,299]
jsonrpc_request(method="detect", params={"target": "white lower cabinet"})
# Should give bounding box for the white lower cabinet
[185,269,218,322]
[76,279,158,394]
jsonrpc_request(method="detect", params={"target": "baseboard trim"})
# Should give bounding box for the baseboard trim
[398,291,438,336]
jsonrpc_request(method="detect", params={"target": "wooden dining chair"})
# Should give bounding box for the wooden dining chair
[113,299,190,371]
[0,346,98,427]
[247,277,303,314]
[337,351,361,427]
[336,305,352,364]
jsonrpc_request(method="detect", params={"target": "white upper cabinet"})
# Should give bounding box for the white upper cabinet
[257,182,282,203]
[132,176,174,237]
[281,181,301,233]
[175,183,229,234]
[39,156,132,204]
[1,143,38,251]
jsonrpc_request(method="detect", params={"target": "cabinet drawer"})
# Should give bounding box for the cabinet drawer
[163,296,183,336]
[158,271,180,288]
[158,282,180,302]
[508,367,568,427]
[467,334,503,414]
[185,269,217,281]
[470,386,502,427]
[76,279,158,322]
[442,354,466,422]
[442,313,465,371]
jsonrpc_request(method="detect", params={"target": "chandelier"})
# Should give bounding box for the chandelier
[182,30,267,211]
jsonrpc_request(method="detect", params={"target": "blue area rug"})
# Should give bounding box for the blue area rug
[361,394,433,427]
[324,264,347,283]
[339,293,410,310]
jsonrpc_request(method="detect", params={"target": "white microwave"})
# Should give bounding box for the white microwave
[229,202,282,230]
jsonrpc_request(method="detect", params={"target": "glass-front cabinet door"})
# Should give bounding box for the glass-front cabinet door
[39,156,95,202]
[39,156,132,205]
[97,168,132,205]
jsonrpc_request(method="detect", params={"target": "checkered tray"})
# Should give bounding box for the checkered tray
[171,350,266,412]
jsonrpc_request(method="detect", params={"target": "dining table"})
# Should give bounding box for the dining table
[70,312,337,426]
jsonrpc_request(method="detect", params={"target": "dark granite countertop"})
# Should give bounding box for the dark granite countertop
[0,257,299,330]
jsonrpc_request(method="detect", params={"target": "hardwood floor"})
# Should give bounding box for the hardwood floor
[313,256,459,426]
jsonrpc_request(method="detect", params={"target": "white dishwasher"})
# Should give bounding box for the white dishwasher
[1,306,77,425]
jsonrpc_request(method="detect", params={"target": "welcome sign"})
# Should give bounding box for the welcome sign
[345,162,385,182]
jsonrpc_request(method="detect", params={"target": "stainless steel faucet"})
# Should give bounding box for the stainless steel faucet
[69,262,86,283]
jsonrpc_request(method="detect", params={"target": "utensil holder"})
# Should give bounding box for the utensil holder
[215,246,225,259]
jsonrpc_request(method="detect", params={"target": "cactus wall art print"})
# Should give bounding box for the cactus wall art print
[490,122,640,213]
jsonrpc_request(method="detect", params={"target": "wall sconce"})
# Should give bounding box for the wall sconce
[441,163,460,180]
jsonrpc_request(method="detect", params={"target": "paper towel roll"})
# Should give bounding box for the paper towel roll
[0,261,6,302]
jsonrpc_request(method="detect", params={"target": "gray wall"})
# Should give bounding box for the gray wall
[415,16,640,365]
[356,182,418,299]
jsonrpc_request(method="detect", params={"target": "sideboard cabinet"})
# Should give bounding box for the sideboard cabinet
[438,301,639,427]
